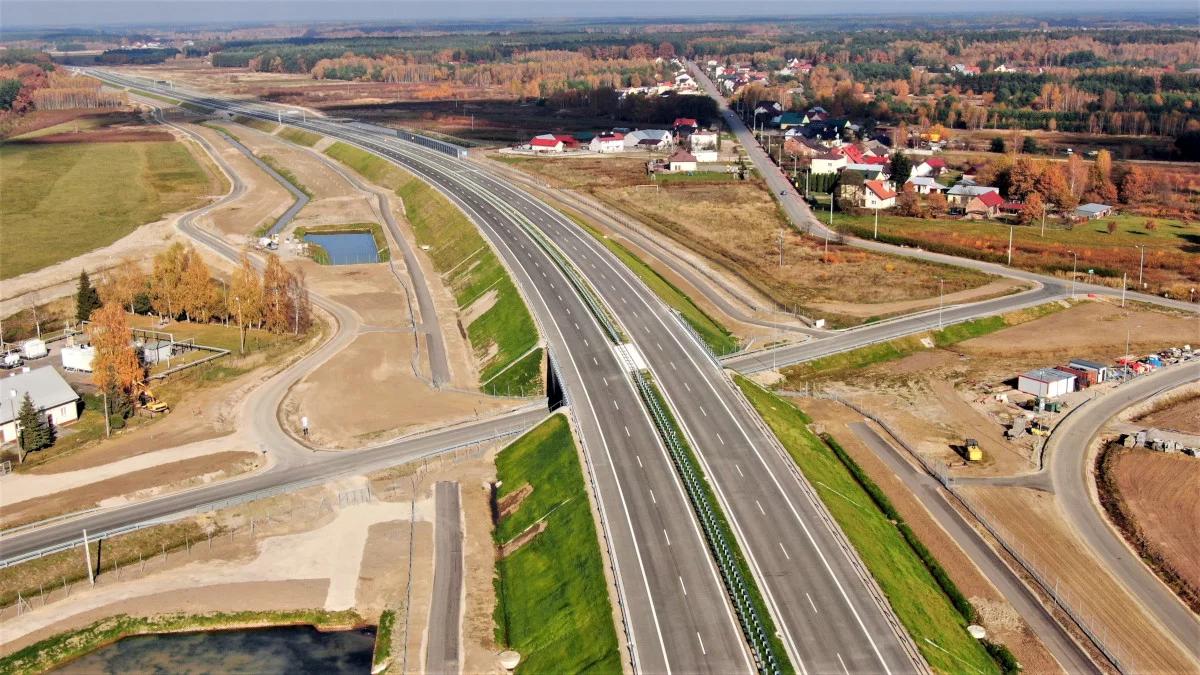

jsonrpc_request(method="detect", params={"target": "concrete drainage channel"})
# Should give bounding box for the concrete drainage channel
[518,207,791,673]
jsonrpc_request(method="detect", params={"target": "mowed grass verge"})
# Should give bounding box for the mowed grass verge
[782,302,1067,384]
[324,141,540,389]
[734,376,1000,675]
[492,414,621,674]
[0,140,212,279]
[565,210,739,355]
[278,127,322,147]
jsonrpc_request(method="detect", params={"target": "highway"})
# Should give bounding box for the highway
[90,72,921,673]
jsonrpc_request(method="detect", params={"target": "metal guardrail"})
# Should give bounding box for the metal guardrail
[631,370,782,675]
[0,424,530,569]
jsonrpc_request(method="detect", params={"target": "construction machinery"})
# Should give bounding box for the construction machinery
[963,438,983,461]
[1030,419,1051,436]
[135,381,170,415]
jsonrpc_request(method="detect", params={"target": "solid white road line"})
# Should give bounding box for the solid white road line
[837,653,850,675]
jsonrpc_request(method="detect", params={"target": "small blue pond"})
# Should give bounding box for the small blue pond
[304,232,380,265]
[54,624,376,674]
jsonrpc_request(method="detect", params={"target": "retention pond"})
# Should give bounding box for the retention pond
[54,625,376,674]
[304,232,381,265]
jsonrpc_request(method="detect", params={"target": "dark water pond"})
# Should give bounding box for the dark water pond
[54,625,376,674]
[304,232,380,265]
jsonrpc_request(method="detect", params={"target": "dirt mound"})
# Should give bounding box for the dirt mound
[1136,393,1200,435]
[498,520,547,559]
[496,483,532,519]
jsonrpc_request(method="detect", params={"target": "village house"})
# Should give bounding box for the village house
[688,129,719,162]
[843,163,888,180]
[904,176,948,195]
[667,149,698,172]
[838,171,897,209]
[623,129,672,151]
[0,366,80,445]
[784,136,827,158]
[810,150,847,174]
[947,184,1000,212]
[590,132,626,153]
[964,190,1006,218]
[910,157,948,178]
[673,117,699,141]
[1073,203,1114,220]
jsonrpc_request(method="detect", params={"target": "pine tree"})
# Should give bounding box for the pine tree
[75,270,101,323]
[16,392,51,461]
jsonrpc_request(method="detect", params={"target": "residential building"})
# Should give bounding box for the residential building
[590,132,626,153]
[1073,203,1114,220]
[905,176,947,194]
[775,112,808,129]
[843,163,888,180]
[0,366,80,444]
[910,157,948,178]
[965,190,1006,218]
[623,129,672,150]
[667,149,698,172]
[863,180,897,209]
[947,184,1000,211]
[528,134,564,153]
[810,151,847,174]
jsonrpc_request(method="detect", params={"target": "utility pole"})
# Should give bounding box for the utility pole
[829,194,834,226]
[1068,250,1078,299]
[778,229,784,267]
[874,207,880,239]
[1007,225,1014,265]
[83,529,95,585]
[1121,273,1127,308]
[1040,203,1046,237]
[1134,244,1146,289]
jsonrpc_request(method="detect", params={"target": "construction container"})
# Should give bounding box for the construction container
[1069,358,1108,382]
[21,338,47,359]
[61,344,95,372]
[1056,366,1092,390]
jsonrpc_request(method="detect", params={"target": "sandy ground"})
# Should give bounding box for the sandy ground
[1136,392,1200,435]
[187,123,291,240]
[798,398,1063,674]
[960,485,1195,673]
[1108,448,1200,602]
[2,450,509,675]
[807,278,1028,318]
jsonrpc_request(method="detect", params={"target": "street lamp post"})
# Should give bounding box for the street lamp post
[874,207,879,239]
[938,278,945,329]
[1134,244,1146,290]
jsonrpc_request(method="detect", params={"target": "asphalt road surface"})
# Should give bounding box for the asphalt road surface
[1045,364,1200,663]
[74,70,1200,674]
[426,481,463,675]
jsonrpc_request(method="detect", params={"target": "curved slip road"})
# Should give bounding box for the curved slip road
[1045,363,1200,665]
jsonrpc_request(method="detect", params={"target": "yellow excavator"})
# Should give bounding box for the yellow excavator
[135,380,170,415]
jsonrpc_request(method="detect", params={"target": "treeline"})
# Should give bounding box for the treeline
[99,244,313,337]
[0,54,127,115]
[96,48,179,65]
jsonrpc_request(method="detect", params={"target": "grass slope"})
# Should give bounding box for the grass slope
[0,141,211,279]
[493,414,621,674]
[278,127,322,147]
[566,212,739,355]
[735,376,1000,675]
[324,141,539,387]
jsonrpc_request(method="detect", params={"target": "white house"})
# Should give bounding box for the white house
[910,157,948,178]
[810,151,847,174]
[528,134,564,153]
[689,129,718,152]
[623,129,672,150]
[905,176,947,195]
[863,180,898,209]
[0,366,80,445]
[667,149,698,172]
[590,132,626,153]
[1017,368,1076,399]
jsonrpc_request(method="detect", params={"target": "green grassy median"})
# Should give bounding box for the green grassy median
[493,414,621,674]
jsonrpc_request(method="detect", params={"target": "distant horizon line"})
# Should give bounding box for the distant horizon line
[3,2,1196,31]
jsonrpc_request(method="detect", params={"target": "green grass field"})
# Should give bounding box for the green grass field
[493,414,621,674]
[782,302,1066,383]
[324,142,540,388]
[278,127,322,147]
[567,212,739,355]
[0,141,212,279]
[734,376,1001,675]
[233,115,279,134]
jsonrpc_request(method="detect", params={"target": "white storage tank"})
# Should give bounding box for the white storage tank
[61,344,96,372]
[22,338,48,359]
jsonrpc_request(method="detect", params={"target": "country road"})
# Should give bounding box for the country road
[426,481,464,675]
